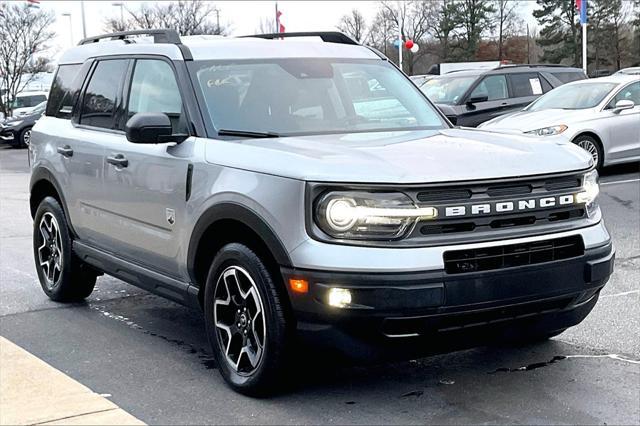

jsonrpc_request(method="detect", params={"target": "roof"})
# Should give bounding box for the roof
[59,33,380,65]
[565,74,640,85]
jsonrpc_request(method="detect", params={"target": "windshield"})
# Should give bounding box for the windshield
[419,75,477,105]
[526,82,617,111]
[11,94,47,109]
[190,58,446,136]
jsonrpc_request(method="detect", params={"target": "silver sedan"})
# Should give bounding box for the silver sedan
[478,75,640,169]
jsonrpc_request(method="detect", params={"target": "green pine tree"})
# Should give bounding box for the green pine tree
[533,0,581,66]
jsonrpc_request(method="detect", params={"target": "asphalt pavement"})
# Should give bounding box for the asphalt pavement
[1,145,638,425]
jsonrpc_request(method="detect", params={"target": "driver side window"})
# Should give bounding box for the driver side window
[469,75,508,101]
[608,82,640,108]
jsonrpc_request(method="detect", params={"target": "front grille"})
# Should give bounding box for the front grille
[443,235,584,274]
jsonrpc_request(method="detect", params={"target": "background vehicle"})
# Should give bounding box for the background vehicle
[479,75,640,169]
[29,30,612,395]
[615,67,640,76]
[420,65,587,126]
[426,61,506,75]
[9,91,48,117]
[0,100,46,148]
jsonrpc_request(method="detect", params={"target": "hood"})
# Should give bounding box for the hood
[204,128,592,184]
[481,108,594,132]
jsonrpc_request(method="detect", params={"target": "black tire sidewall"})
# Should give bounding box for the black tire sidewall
[204,243,288,395]
[33,196,91,301]
[574,135,603,170]
[19,127,32,148]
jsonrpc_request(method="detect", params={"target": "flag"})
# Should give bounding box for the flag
[27,0,40,8]
[276,3,285,33]
[576,0,587,24]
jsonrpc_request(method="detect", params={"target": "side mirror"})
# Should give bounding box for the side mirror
[125,112,187,144]
[466,94,489,108]
[613,99,635,113]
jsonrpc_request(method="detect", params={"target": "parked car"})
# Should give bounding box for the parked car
[9,91,48,117]
[1,101,46,148]
[615,67,640,76]
[420,65,587,127]
[479,75,640,169]
[409,74,433,86]
[30,30,613,395]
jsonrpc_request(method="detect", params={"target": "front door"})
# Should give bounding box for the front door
[98,58,193,279]
[605,81,640,162]
[458,74,510,127]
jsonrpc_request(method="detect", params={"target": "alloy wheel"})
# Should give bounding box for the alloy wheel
[23,129,31,146]
[213,266,266,375]
[577,139,599,165]
[37,212,63,289]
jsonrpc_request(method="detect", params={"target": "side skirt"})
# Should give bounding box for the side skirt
[73,241,201,310]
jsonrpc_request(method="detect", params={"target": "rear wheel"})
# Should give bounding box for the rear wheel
[33,196,97,302]
[204,243,291,395]
[573,135,603,170]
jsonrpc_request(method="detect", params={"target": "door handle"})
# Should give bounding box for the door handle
[57,145,73,157]
[106,154,128,168]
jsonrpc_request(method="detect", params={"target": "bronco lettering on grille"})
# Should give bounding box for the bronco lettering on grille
[442,194,575,217]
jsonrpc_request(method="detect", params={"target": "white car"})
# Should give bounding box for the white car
[478,75,640,169]
[9,91,48,117]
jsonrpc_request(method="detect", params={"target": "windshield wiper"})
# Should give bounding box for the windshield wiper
[218,129,280,138]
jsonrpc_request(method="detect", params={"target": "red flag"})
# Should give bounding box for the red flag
[276,8,285,33]
[575,0,581,9]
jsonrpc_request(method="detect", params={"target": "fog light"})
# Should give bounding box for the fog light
[328,288,352,308]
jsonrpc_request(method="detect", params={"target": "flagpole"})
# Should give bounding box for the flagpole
[582,23,587,74]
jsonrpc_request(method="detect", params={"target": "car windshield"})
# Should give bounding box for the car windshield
[526,82,617,111]
[190,58,446,137]
[419,75,478,105]
[11,95,46,109]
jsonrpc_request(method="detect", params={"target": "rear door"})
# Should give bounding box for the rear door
[506,72,547,110]
[458,74,510,126]
[98,57,193,279]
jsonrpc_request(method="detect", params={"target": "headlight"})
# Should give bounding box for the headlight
[575,170,599,216]
[6,120,23,127]
[524,124,568,136]
[315,191,437,240]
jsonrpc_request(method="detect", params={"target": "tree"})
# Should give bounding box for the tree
[427,0,461,61]
[533,0,580,66]
[337,9,368,43]
[0,3,55,117]
[453,0,496,58]
[103,1,229,36]
[255,17,275,34]
[379,1,436,74]
[494,0,523,60]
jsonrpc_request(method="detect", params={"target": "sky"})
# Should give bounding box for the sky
[35,0,539,63]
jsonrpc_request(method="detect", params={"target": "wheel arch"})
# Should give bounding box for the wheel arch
[187,203,293,306]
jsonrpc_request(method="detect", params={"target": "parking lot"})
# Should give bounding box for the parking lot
[0,145,638,424]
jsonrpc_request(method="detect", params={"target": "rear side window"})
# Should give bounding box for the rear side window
[508,73,545,97]
[46,64,81,119]
[469,75,508,101]
[551,71,586,84]
[80,59,128,129]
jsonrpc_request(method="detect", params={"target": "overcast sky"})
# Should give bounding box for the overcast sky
[39,0,538,62]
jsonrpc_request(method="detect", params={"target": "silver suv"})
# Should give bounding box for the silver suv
[29,30,614,395]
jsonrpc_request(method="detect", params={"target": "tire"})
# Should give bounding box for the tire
[204,243,291,396]
[33,196,97,302]
[573,135,603,170]
[18,127,32,148]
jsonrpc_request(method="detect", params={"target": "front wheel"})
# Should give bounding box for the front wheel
[573,135,603,170]
[18,127,32,148]
[204,243,291,396]
[33,196,97,302]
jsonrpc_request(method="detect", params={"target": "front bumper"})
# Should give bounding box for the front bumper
[282,234,614,359]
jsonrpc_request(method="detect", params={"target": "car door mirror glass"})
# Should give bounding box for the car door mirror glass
[613,99,635,113]
[125,112,185,144]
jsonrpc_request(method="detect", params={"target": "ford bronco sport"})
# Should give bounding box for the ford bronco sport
[29,30,614,395]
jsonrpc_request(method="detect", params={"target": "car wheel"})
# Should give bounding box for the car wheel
[573,135,603,170]
[33,196,97,302]
[19,127,32,148]
[204,243,291,395]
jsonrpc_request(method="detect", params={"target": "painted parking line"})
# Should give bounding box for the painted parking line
[600,178,640,186]
[0,336,144,426]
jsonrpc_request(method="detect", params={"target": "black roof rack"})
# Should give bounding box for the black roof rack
[240,31,359,46]
[498,64,576,69]
[78,29,181,45]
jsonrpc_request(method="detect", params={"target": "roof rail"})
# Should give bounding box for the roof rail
[78,29,181,46]
[240,31,359,46]
[497,63,575,69]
